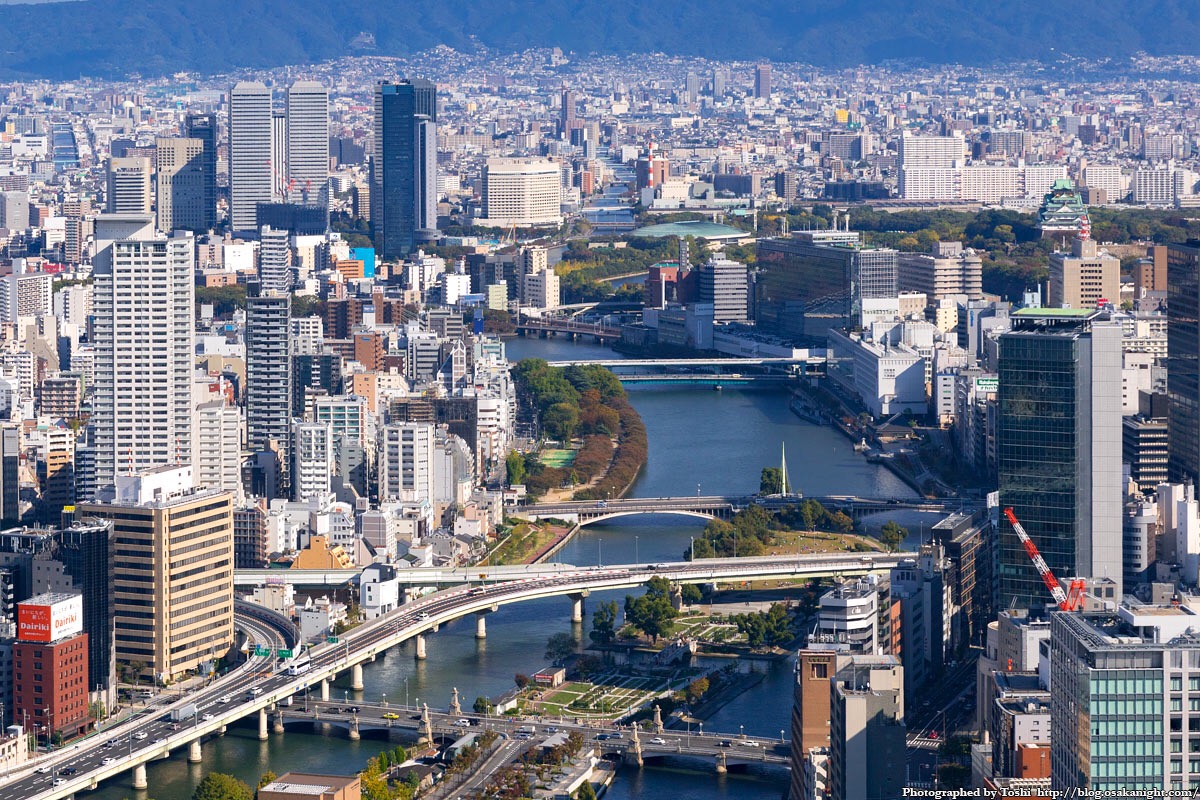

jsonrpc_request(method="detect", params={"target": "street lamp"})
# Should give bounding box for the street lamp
[404,678,410,709]
[696,483,701,497]
[382,693,387,708]
[699,722,703,737]
[781,729,785,743]
[739,724,744,739]
[598,538,603,568]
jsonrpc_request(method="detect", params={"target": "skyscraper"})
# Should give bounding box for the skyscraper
[1,425,18,525]
[712,68,727,99]
[828,656,905,800]
[379,422,435,503]
[90,215,195,496]
[754,63,772,99]
[229,82,273,233]
[292,421,333,502]
[257,225,292,292]
[560,87,576,137]
[1168,242,1200,488]
[155,137,205,232]
[997,308,1122,608]
[105,157,151,214]
[371,79,438,258]
[697,254,749,322]
[245,281,292,497]
[285,80,330,207]
[184,112,217,230]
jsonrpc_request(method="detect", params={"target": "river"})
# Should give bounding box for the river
[88,336,914,800]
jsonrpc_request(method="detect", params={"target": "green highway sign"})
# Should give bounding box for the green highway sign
[327,636,339,644]
[254,646,269,657]
[277,649,293,659]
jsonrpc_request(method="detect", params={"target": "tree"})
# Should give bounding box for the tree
[759,466,783,495]
[505,450,527,486]
[543,401,581,442]
[257,771,278,789]
[575,780,599,800]
[545,632,577,665]
[191,773,252,800]
[514,673,531,689]
[589,600,619,645]
[624,579,678,643]
[474,695,495,714]
[685,677,710,704]
[880,520,908,552]
[680,583,703,605]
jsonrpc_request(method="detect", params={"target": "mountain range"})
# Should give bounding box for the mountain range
[1,0,1200,79]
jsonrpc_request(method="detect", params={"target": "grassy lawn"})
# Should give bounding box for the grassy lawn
[766,530,884,556]
[539,448,577,468]
[534,674,669,719]
[489,523,569,565]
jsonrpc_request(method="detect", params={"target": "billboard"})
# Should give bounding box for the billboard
[18,594,83,643]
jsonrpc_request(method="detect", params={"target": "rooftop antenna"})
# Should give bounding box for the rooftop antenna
[780,442,790,495]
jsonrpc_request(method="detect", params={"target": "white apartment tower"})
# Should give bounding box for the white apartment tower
[257,226,292,292]
[90,214,195,496]
[285,81,330,206]
[379,422,435,503]
[105,157,152,214]
[292,421,333,502]
[479,158,563,227]
[229,82,274,232]
[194,400,243,500]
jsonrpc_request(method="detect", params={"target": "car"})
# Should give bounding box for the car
[58,767,77,776]
[153,737,167,744]
[218,695,232,704]
[383,712,399,720]
[35,766,51,774]
[417,612,430,620]
[546,726,558,733]
[53,778,66,787]
[133,732,148,740]
[101,758,115,765]
[608,732,622,740]
[454,718,471,727]
[328,706,342,713]
[348,706,361,714]
[718,740,733,748]
[595,733,612,741]
[649,737,667,745]
[410,714,423,721]
[740,740,759,747]
[202,713,214,721]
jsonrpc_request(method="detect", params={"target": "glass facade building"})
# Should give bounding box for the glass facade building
[370,79,438,258]
[997,309,1123,608]
[1168,242,1200,488]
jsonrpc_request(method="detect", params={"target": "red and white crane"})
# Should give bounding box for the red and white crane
[1003,507,1087,612]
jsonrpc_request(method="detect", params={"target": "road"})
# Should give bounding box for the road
[10,556,834,799]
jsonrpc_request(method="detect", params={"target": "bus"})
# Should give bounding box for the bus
[286,656,312,676]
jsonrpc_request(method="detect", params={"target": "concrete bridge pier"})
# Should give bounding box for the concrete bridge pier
[320,678,330,702]
[188,739,202,763]
[351,663,364,691]
[569,590,590,623]
[273,709,285,734]
[257,708,269,740]
[132,763,148,790]
[415,634,427,660]
[716,751,727,774]
[348,715,361,741]
[475,604,497,638]
[628,727,643,767]
[218,724,227,735]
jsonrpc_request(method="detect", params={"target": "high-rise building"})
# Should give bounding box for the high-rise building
[521,268,560,310]
[997,309,1123,608]
[155,137,205,232]
[788,647,841,800]
[1168,242,1200,488]
[292,421,333,502]
[684,73,701,104]
[1048,607,1200,794]
[1048,238,1121,309]
[479,158,563,228]
[712,68,727,99]
[0,268,52,323]
[754,63,772,99]
[245,282,292,497]
[697,255,749,322]
[257,225,292,292]
[828,656,905,800]
[370,79,438,258]
[559,88,576,136]
[194,401,243,499]
[896,241,983,307]
[1,426,20,528]
[90,215,195,496]
[13,593,90,742]
[285,81,329,207]
[379,422,435,503]
[105,157,151,214]
[229,82,274,233]
[78,466,233,681]
[184,112,217,230]
[54,520,115,703]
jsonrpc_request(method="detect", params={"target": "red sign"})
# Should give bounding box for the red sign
[18,604,52,643]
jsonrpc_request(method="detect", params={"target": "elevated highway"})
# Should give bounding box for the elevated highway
[12,555,907,798]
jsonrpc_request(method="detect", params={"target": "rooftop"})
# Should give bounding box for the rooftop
[1011,307,1098,319]
[632,220,747,240]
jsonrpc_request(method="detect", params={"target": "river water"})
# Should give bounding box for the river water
[89,336,914,800]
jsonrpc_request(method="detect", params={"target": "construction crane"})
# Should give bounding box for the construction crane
[1002,507,1087,612]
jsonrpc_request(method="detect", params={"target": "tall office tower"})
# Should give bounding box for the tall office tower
[229,81,274,233]
[78,466,234,681]
[292,421,333,502]
[684,73,701,104]
[697,255,749,322]
[1048,238,1121,309]
[370,79,438,258]
[91,215,195,497]
[245,282,293,497]
[285,81,330,206]
[711,68,727,99]
[105,157,151,214]
[754,63,772,99]
[184,113,217,229]
[257,226,292,292]
[55,519,116,704]
[827,656,905,800]
[155,137,205,232]
[1049,608,1200,794]
[1169,242,1200,488]
[379,422,435,503]
[997,309,1123,608]
[559,88,576,136]
[271,112,287,200]
[1,425,17,525]
[788,647,841,800]
[896,241,984,307]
